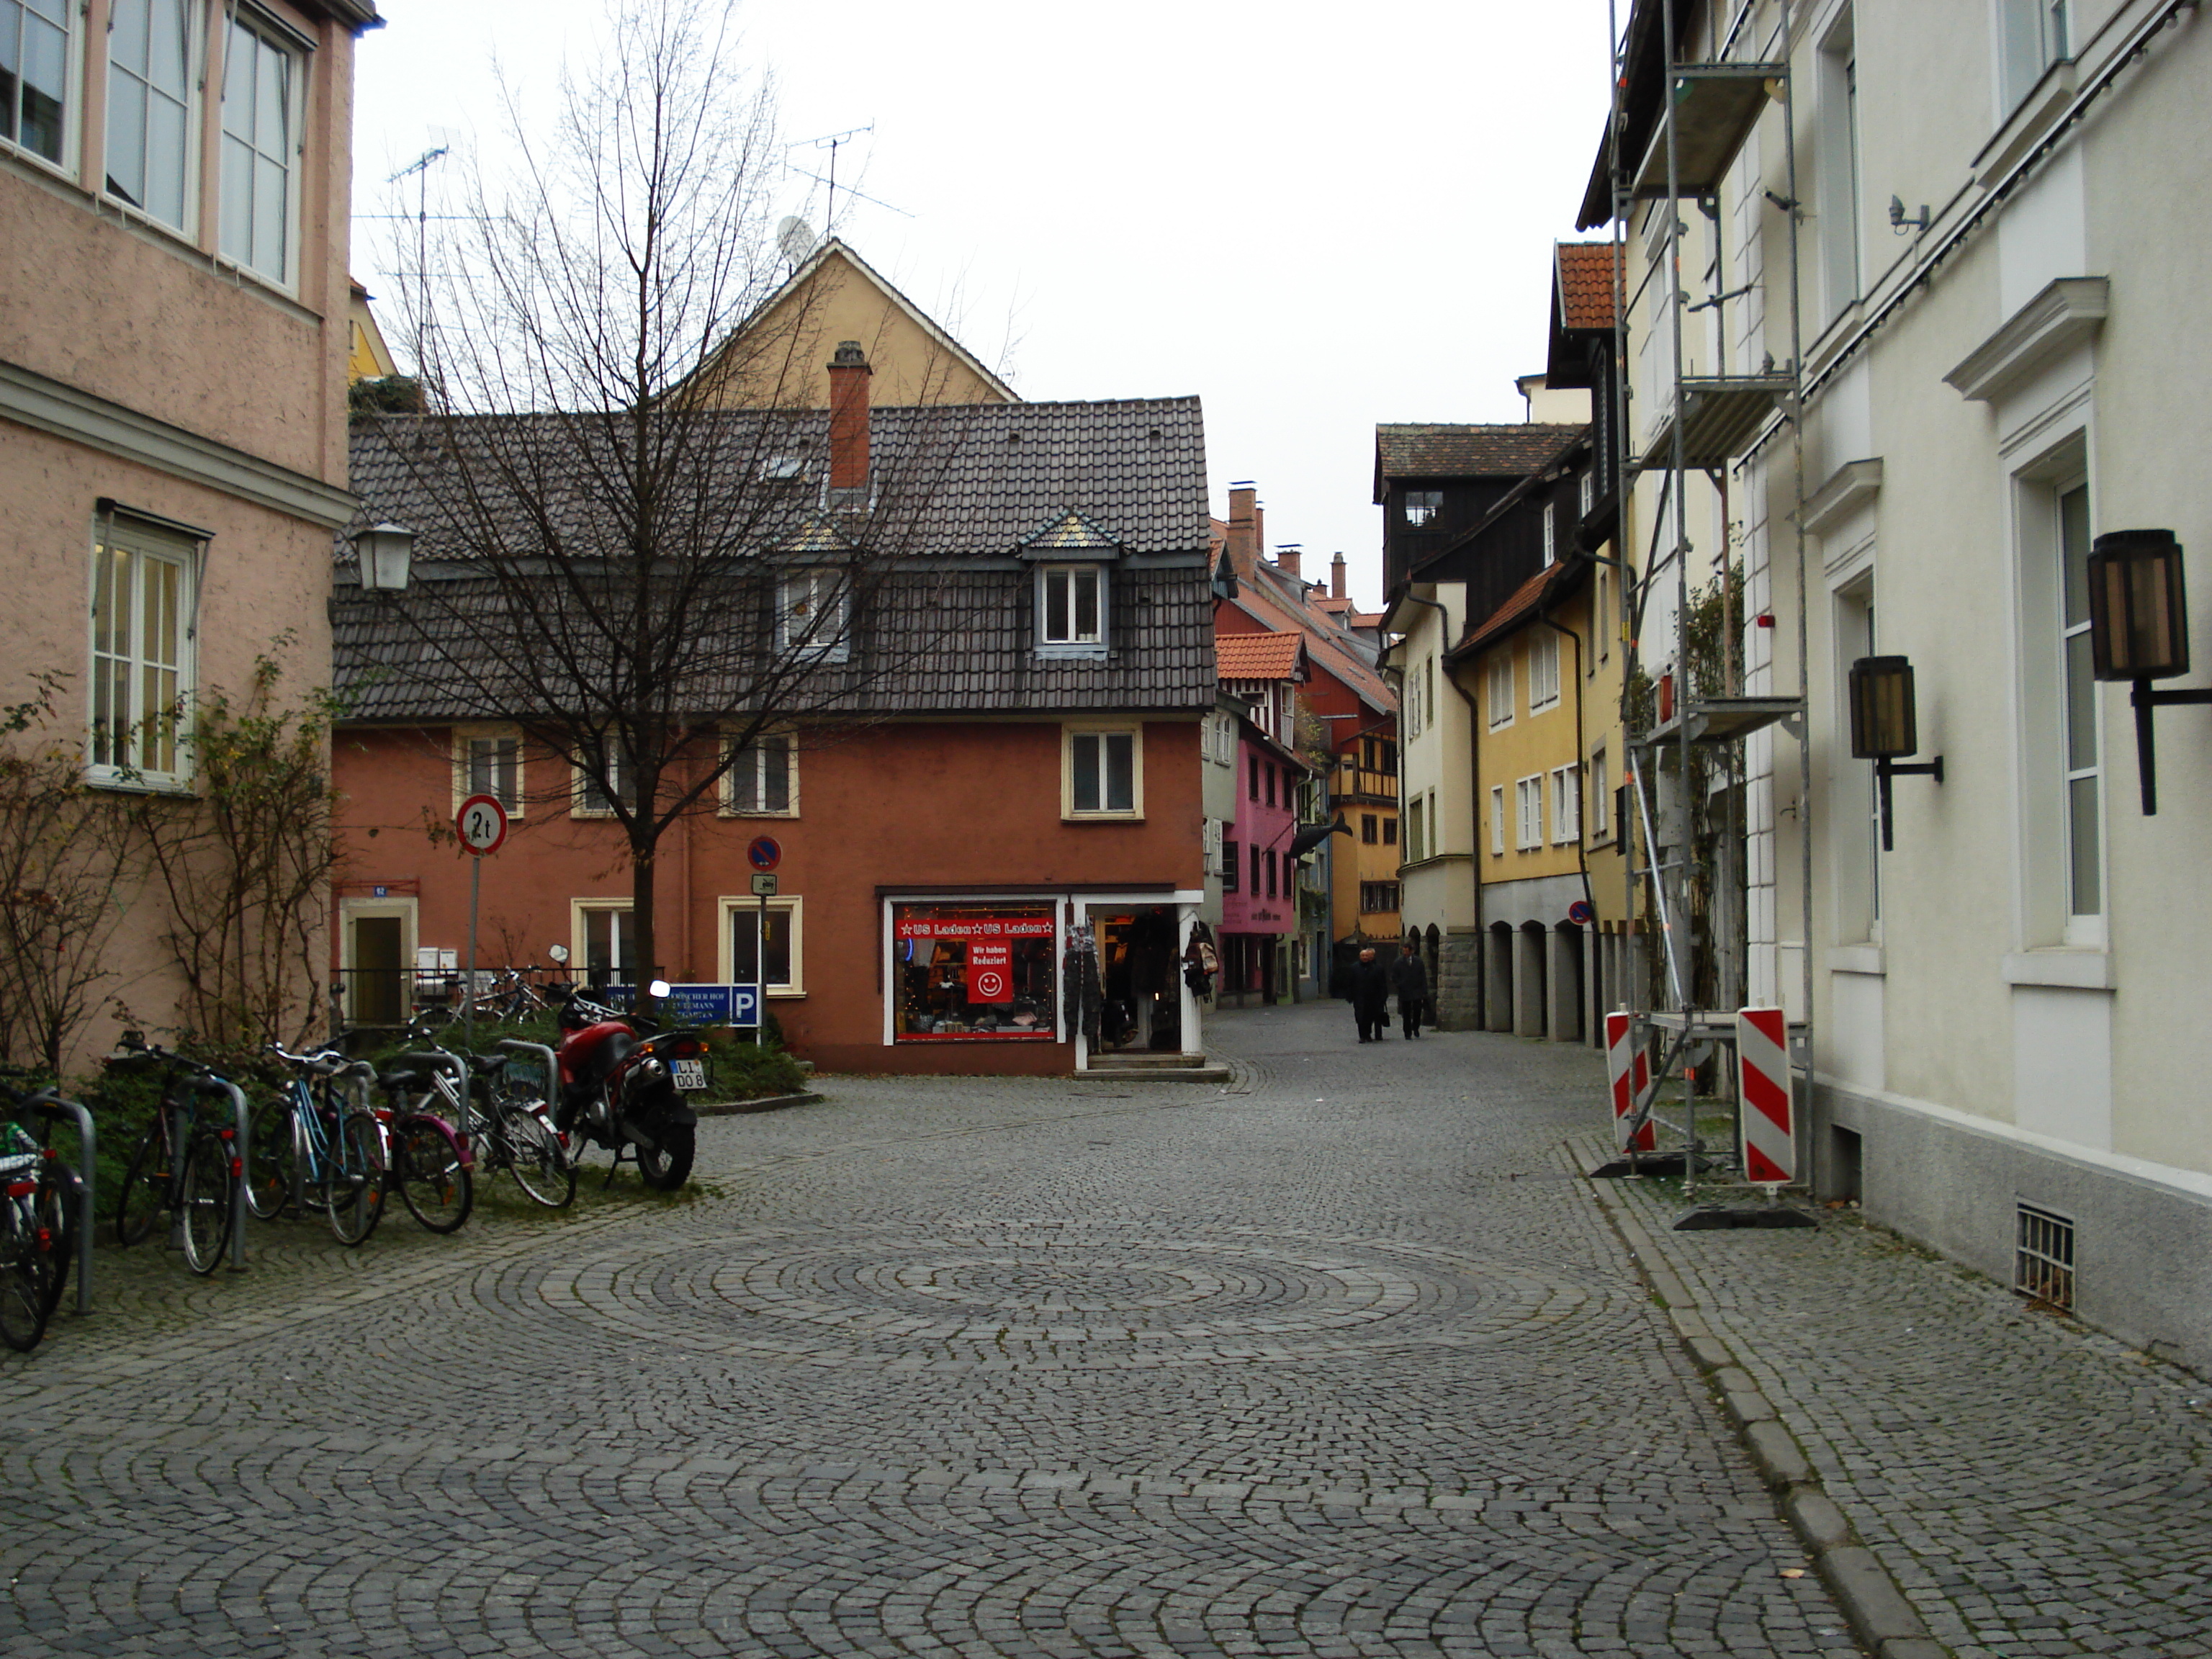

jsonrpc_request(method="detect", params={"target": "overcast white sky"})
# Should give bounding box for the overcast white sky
[352,1,1617,611]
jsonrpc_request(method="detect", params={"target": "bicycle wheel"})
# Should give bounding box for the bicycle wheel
[322,1114,385,1246]
[392,1115,472,1233]
[32,1166,77,1319]
[499,1108,575,1209]
[244,1094,294,1220]
[114,1118,169,1247]
[0,1210,48,1354]
[177,1128,235,1276]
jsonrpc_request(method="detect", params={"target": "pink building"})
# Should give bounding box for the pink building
[1215,631,1311,1002]
[0,0,382,1068]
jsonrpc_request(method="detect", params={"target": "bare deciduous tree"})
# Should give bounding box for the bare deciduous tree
[356,0,983,997]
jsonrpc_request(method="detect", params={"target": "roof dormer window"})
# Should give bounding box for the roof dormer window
[1039,565,1105,652]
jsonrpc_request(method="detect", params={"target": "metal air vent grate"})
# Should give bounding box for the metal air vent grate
[2015,1202,2076,1310]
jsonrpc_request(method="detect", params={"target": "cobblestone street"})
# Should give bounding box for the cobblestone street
[1,1002,2203,1658]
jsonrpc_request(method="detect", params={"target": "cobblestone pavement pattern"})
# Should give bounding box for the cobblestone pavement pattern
[6,1005,1882,1658]
[1601,1154,2212,1659]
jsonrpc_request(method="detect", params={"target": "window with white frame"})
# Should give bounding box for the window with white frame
[1486,651,1514,729]
[1833,577,1880,938]
[1405,795,1426,864]
[778,567,850,661]
[1516,775,1544,850]
[1591,748,1611,841]
[1489,785,1506,855]
[107,0,198,231]
[1064,724,1141,818]
[2015,443,2101,945]
[575,903,634,986]
[1528,629,1561,711]
[89,517,195,787]
[1579,468,1594,518]
[1999,0,2070,114]
[455,727,523,814]
[219,14,300,286]
[722,895,803,994]
[1,0,68,166]
[1542,502,1557,568]
[1817,9,1863,320]
[724,732,796,816]
[1550,765,1581,843]
[572,739,633,817]
[1037,564,1106,651]
[1404,666,1423,739]
[2055,480,2100,921]
[1202,817,1222,871]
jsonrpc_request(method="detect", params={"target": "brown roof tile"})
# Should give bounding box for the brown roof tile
[1215,631,1305,681]
[1374,423,1584,482]
[1556,242,1622,333]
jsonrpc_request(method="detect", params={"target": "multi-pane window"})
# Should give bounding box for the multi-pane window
[1542,502,1557,569]
[1250,845,1262,895]
[727,733,794,816]
[464,733,521,811]
[1591,750,1611,841]
[220,17,297,284]
[581,906,634,985]
[1039,565,1105,647]
[1359,882,1401,914]
[1516,776,1544,850]
[575,739,633,816]
[1405,796,1426,864]
[1,0,68,164]
[1362,814,1379,845]
[1221,840,1239,892]
[730,903,795,991]
[1067,727,1138,817]
[2000,0,2070,112]
[1382,817,1396,846]
[1528,631,1562,711]
[1264,764,1276,809]
[1264,850,1277,899]
[1550,765,1581,843]
[1490,785,1505,855]
[1403,490,1442,527]
[89,522,194,785]
[2057,482,2099,917]
[779,568,850,661]
[1486,652,1514,728]
[1247,754,1261,800]
[107,0,197,230]
[1817,12,1862,318]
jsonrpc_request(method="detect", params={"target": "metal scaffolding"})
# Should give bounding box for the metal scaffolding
[1609,0,1813,1201]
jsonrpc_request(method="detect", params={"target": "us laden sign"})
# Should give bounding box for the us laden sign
[966,940,1014,1004]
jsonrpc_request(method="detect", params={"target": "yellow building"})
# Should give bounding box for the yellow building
[685,237,1016,410]
[347,278,400,383]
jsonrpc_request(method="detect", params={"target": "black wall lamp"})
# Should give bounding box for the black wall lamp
[1848,655,1943,850]
[2085,528,2210,815]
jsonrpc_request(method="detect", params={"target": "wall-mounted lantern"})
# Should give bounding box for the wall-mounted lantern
[352,521,415,593]
[1848,655,1943,851]
[2085,528,2212,815]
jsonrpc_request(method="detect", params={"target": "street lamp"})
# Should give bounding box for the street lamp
[2085,528,2212,815]
[352,521,415,593]
[1848,655,1943,851]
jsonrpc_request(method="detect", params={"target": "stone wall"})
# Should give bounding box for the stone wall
[1431,928,1481,1030]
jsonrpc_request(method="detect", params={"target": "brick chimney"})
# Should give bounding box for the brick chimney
[1276,545,1302,580]
[1331,552,1347,601]
[828,341,871,490]
[1226,482,1259,580]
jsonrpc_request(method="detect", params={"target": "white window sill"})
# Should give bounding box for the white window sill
[1065,812,1143,824]
[2002,950,2113,990]
[1825,944,1886,976]
[1036,643,1108,661]
[83,769,194,797]
[719,809,800,820]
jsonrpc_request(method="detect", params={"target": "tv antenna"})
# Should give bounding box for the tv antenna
[784,124,912,223]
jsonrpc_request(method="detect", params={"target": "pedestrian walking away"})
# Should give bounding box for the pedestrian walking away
[1392,940,1429,1038]
[1349,946,1391,1043]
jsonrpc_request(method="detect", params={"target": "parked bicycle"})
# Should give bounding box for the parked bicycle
[375,1020,572,1210]
[112,1038,245,1276]
[254,1046,389,1245]
[364,1026,477,1233]
[0,1078,90,1337]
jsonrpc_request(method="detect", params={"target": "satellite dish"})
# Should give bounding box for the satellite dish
[777,216,817,265]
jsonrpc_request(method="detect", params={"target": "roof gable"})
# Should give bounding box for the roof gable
[1018,508,1123,559]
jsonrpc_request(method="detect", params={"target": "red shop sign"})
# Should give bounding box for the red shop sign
[966,941,1013,1004]
[894,914,1053,941]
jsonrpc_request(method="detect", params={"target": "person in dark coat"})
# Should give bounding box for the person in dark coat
[1390,940,1430,1039]
[1349,946,1391,1043]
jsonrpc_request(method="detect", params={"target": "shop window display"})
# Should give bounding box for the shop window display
[894,905,1057,1040]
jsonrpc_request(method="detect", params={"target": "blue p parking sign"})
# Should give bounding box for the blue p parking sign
[732,984,760,1027]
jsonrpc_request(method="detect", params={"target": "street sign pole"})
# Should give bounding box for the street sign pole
[749,868,778,1038]
[467,855,481,1050]
[454,793,510,1051]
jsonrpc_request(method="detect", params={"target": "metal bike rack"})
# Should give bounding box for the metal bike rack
[495,1040,559,1100]
[22,1097,96,1315]
[207,1079,251,1271]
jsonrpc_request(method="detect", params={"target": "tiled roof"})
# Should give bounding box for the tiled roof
[1019,507,1123,557]
[1556,243,1622,333]
[1229,577,1394,712]
[1215,631,1305,682]
[333,397,1215,723]
[1460,564,1570,657]
[1374,423,1585,482]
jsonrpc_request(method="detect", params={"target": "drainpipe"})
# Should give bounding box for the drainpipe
[1395,590,1483,1027]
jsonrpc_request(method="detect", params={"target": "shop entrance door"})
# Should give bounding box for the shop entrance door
[1089,905,1183,1053]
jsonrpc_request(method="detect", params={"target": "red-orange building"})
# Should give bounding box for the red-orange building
[330,385,1216,1074]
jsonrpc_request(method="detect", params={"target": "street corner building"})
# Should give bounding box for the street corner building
[327,371,1220,1076]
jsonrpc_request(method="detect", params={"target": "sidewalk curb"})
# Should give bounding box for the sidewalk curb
[696,1091,822,1116]
[1586,1171,1951,1659]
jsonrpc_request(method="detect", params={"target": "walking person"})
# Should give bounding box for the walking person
[1391,940,1430,1039]
[1349,946,1391,1043]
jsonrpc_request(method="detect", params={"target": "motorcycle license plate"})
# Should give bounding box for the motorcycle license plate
[672,1058,708,1092]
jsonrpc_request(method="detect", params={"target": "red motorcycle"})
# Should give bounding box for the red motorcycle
[547,967,709,1192]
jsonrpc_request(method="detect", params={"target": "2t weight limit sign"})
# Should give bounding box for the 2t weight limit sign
[457,793,508,856]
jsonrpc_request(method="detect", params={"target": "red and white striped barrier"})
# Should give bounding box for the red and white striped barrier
[1735,1007,1794,1184]
[1605,1012,1654,1153]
